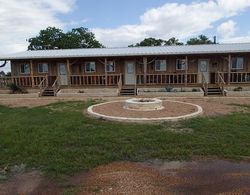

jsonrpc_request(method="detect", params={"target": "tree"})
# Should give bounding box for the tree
[186,35,213,45]
[129,38,166,47]
[165,37,184,46]
[28,27,103,50]
[129,37,183,47]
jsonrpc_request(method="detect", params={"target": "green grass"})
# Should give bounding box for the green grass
[0,100,250,178]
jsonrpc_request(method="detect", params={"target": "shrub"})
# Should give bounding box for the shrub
[234,87,243,91]
[165,86,173,92]
[8,83,22,94]
[192,88,199,92]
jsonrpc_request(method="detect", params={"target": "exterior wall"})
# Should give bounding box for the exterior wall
[8,53,250,87]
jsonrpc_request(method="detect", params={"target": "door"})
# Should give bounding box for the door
[125,61,136,85]
[58,63,68,85]
[198,59,210,83]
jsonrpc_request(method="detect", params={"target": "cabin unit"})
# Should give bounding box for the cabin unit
[0,43,250,96]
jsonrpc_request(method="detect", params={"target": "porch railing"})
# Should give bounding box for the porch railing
[0,77,12,88]
[214,72,250,84]
[230,72,250,83]
[136,73,198,85]
[217,72,226,96]
[70,74,122,86]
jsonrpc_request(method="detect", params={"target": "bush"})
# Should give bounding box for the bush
[234,87,243,91]
[165,86,173,92]
[8,83,22,94]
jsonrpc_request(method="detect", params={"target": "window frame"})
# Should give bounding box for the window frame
[105,61,116,73]
[85,61,96,73]
[38,63,49,74]
[20,64,30,74]
[176,59,187,70]
[155,60,167,71]
[231,57,244,70]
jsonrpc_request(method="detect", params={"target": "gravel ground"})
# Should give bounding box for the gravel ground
[1,160,249,195]
[92,100,197,118]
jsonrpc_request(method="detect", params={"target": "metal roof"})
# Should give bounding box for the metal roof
[1,43,250,60]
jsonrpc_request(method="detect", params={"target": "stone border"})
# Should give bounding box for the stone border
[87,100,203,123]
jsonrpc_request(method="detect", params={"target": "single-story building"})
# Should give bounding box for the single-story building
[0,43,250,96]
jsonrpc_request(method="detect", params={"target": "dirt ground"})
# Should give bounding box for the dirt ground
[92,100,197,118]
[0,160,250,195]
[0,96,250,116]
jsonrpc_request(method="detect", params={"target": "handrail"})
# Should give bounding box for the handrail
[52,77,60,96]
[201,73,208,96]
[217,71,226,96]
[117,73,122,94]
[38,76,47,97]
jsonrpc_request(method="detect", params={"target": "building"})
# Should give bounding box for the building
[0,43,250,96]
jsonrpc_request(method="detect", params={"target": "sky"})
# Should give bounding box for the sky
[1,0,250,72]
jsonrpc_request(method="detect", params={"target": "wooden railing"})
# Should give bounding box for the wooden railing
[0,77,12,88]
[117,73,123,93]
[230,72,250,83]
[202,73,208,96]
[52,77,60,95]
[217,72,226,96]
[38,76,47,96]
[137,73,198,85]
[70,74,122,86]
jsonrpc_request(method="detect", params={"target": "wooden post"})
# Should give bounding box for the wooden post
[30,60,35,87]
[185,56,188,86]
[228,54,231,85]
[105,58,108,86]
[143,57,147,85]
[66,59,71,86]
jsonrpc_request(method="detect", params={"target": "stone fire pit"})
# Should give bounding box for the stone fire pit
[124,98,164,111]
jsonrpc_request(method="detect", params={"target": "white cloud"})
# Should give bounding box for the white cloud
[0,0,75,55]
[93,0,250,47]
[217,20,237,38]
[0,0,76,72]
[220,33,250,43]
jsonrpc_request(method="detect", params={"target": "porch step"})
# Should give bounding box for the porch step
[205,87,223,96]
[119,87,137,96]
[41,87,55,97]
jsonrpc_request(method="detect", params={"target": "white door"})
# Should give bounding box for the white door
[58,63,68,85]
[198,59,210,83]
[125,61,136,85]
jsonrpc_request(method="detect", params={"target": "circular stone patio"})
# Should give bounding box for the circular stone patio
[87,99,203,123]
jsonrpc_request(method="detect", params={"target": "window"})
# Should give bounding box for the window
[155,60,167,71]
[231,57,244,70]
[106,61,115,72]
[20,64,30,74]
[85,62,96,73]
[38,63,48,73]
[176,59,187,70]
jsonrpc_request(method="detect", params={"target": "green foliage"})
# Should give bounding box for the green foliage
[234,86,243,91]
[165,86,173,92]
[186,34,214,45]
[28,27,104,50]
[129,37,183,47]
[0,101,250,178]
[8,83,22,94]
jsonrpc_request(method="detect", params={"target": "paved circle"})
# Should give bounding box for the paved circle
[87,100,203,123]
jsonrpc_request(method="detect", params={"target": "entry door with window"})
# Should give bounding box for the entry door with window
[125,61,136,85]
[198,60,210,83]
[58,63,68,85]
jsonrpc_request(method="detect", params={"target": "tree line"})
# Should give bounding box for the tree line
[27,27,215,50]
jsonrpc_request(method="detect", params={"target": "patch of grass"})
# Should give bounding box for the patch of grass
[0,101,250,178]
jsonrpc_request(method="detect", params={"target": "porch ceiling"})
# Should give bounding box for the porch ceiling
[1,43,250,60]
